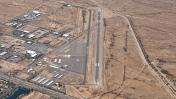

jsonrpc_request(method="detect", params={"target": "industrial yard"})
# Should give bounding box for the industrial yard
[0,0,176,99]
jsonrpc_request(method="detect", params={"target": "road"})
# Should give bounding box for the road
[95,9,104,84]
[0,72,75,99]
[117,14,176,98]
[0,1,104,98]
[95,11,100,83]
[84,9,92,84]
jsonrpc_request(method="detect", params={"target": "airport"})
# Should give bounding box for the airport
[0,0,104,98]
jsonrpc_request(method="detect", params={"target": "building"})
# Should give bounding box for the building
[26,50,42,59]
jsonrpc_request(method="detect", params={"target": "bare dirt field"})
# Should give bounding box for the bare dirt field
[101,16,171,99]
[0,0,176,98]
[93,0,176,98]
[61,0,176,98]
[21,91,50,99]
[0,0,44,23]
[131,17,176,76]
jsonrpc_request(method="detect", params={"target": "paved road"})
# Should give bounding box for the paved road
[84,9,92,84]
[0,1,103,98]
[0,1,103,99]
[95,11,100,83]
[95,9,103,83]
[0,72,75,99]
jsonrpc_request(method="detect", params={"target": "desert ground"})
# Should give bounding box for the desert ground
[1,0,176,99]
[63,0,176,99]
[21,91,50,99]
